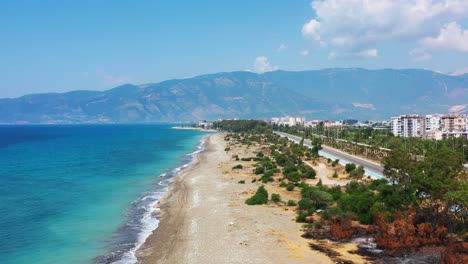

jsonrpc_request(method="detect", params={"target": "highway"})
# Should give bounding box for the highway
[274,131,385,179]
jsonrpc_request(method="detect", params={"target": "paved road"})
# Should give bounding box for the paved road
[275,131,385,178]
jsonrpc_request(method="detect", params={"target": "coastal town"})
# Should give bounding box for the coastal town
[198,112,468,140]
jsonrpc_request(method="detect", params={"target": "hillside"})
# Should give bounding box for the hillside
[0,69,466,123]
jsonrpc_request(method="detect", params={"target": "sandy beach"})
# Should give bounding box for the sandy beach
[136,133,343,264]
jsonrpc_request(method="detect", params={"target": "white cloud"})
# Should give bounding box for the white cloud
[277,43,287,52]
[352,102,376,110]
[449,104,467,113]
[302,19,321,40]
[254,56,279,73]
[355,49,378,58]
[422,22,468,52]
[409,48,432,61]
[300,49,310,56]
[302,0,468,56]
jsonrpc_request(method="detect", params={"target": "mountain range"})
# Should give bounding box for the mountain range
[1,68,467,123]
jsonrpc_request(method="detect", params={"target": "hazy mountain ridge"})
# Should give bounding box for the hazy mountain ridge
[1,68,467,123]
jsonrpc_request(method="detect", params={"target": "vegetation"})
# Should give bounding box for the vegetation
[232,164,243,170]
[245,185,269,205]
[224,119,467,260]
[345,163,356,173]
[271,193,281,203]
[238,180,245,184]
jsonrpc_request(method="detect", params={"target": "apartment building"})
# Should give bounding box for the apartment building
[391,115,425,137]
[425,114,443,133]
[441,114,467,132]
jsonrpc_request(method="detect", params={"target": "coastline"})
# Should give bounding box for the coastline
[172,126,218,132]
[136,133,338,264]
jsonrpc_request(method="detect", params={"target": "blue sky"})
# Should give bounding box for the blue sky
[1,0,468,98]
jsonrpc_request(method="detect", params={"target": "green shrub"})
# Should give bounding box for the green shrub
[286,183,295,191]
[261,175,274,183]
[279,181,287,187]
[316,179,323,186]
[331,159,340,167]
[256,151,264,157]
[232,164,243,170]
[264,170,274,178]
[253,166,265,175]
[345,163,356,173]
[296,212,309,223]
[304,169,316,179]
[245,185,269,205]
[332,171,338,178]
[298,198,315,212]
[251,178,257,183]
[271,193,281,203]
[350,165,365,178]
[287,200,297,206]
[238,180,245,184]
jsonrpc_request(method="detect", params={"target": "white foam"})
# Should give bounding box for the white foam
[111,135,207,264]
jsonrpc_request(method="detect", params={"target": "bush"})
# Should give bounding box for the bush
[298,198,315,212]
[304,168,316,179]
[264,170,274,178]
[238,180,245,184]
[253,166,265,175]
[345,163,357,173]
[296,212,310,223]
[286,183,295,191]
[245,185,269,205]
[279,181,287,187]
[232,164,243,170]
[287,200,297,206]
[332,171,338,178]
[332,159,340,167]
[350,165,365,178]
[271,193,281,203]
[225,147,231,152]
[256,151,264,157]
[261,175,274,183]
[251,178,257,183]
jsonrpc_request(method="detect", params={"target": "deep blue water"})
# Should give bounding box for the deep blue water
[0,124,207,264]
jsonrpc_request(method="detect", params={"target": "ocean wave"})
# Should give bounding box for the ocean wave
[97,136,207,264]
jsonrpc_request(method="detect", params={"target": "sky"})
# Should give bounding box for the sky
[1,0,468,98]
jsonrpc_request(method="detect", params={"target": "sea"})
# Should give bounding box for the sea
[0,124,208,264]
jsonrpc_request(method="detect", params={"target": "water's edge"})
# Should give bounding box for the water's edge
[95,134,210,264]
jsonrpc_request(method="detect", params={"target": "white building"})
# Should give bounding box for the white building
[425,114,443,133]
[271,116,305,126]
[391,115,425,137]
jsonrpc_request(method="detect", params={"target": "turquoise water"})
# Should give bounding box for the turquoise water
[0,125,207,264]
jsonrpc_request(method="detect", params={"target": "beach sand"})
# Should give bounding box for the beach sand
[136,133,335,264]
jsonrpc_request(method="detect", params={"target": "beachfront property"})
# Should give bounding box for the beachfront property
[391,113,468,139]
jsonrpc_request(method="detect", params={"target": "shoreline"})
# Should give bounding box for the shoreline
[172,126,218,132]
[136,133,338,264]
